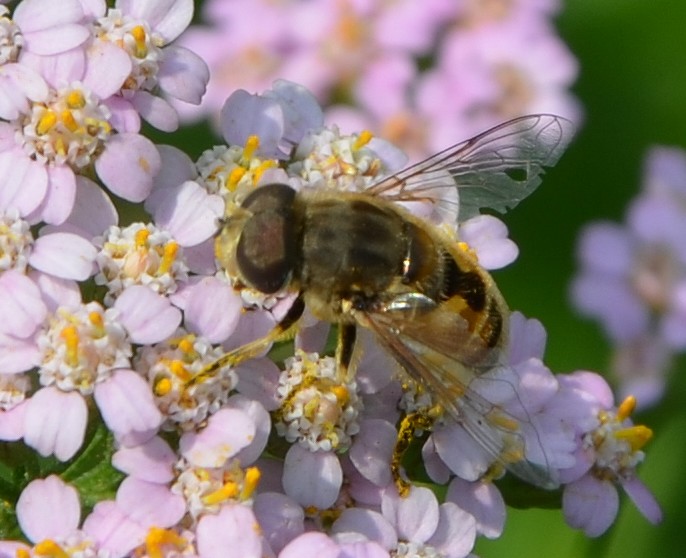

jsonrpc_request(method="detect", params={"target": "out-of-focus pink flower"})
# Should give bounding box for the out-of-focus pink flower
[555,371,662,536]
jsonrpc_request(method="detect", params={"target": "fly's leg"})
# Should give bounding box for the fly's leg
[391,403,443,497]
[189,294,305,386]
[335,323,356,382]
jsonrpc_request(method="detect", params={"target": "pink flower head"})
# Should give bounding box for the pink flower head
[553,372,662,536]
[85,0,209,132]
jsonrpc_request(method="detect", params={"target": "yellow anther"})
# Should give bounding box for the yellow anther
[158,241,178,275]
[88,311,105,339]
[169,360,192,382]
[89,311,104,329]
[241,466,261,500]
[242,135,260,162]
[353,129,373,150]
[36,111,58,135]
[303,396,320,419]
[130,25,148,58]
[252,159,277,185]
[617,395,637,422]
[228,166,247,191]
[135,228,150,248]
[85,116,111,136]
[177,335,196,355]
[615,425,653,452]
[60,325,80,366]
[331,385,349,406]
[17,549,31,558]
[54,136,67,157]
[487,412,519,433]
[154,377,172,396]
[66,90,86,109]
[202,481,239,505]
[146,527,187,558]
[60,110,79,132]
[33,540,69,558]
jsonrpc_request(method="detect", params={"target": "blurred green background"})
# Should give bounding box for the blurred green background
[488,0,686,556]
[164,0,686,555]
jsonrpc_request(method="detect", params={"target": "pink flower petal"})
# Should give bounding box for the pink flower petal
[114,285,181,344]
[95,134,160,202]
[32,165,77,225]
[282,445,342,509]
[104,96,142,133]
[0,271,47,339]
[28,270,82,313]
[0,64,48,120]
[119,0,193,42]
[146,180,223,246]
[0,332,41,373]
[179,407,255,467]
[220,90,284,158]
[382,486,439,543]
[332,508,397,550]
[83,39,132,99]
[116,477,185,529]
[196,504,263,558]
[111,436,176,483]
[427,502,477,558]
[94,370,162,439]
[349,419,395,487]
[226,395,271,466]
[279,532,340,558]
[14,0,83,32]
[151,144,197,192]
[446,478,505,539]
[82,500,146,558]
[253,492,305,554]
[130,91,179,132]
[22,25,91,56]
[0,150,48,216]
[0,401,27,441]
[64,176,118,237]
[158,45,209,104]
[184,277,241,343]
[16,475,80,543]
[621,476,663,525]
[29,232,97,280]
[24,387,88,461]
[562,475,619,537]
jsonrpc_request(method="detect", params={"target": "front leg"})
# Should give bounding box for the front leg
[190,293,305,386]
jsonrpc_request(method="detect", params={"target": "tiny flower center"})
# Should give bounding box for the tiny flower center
[95,223,187,306]
[0,209,33,273]
[23,86,112,168]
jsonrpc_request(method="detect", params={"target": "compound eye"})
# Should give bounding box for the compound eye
[235,184,297,294]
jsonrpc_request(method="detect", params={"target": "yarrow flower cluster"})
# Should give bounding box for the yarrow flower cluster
[571,146,686,408]
[178,0,580,159]
[0,2,662,557]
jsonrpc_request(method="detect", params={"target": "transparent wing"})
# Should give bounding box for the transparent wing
[367,114,575,222]
[356,297,559,490]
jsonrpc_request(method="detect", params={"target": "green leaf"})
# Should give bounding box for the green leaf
[62,422,124,513]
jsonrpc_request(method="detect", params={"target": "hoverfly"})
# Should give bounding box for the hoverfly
[205,114,574,490]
